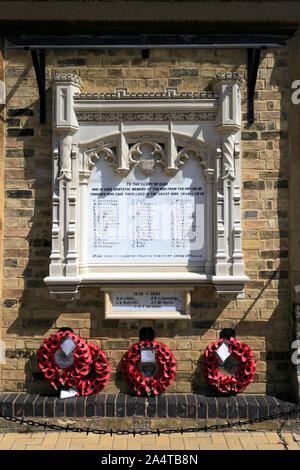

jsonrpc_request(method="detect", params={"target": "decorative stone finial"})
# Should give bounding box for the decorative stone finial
[52,73,83,88]
[214,72,242,83]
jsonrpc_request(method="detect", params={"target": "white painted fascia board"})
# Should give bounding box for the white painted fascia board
[73,99,218,113]
[104,312,192,320]
[45,273,249,284]
[212,275,250,283]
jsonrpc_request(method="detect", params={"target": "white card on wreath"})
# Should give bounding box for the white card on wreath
[60,389,77,400]
[141,349,156,363]
[215,342,231,363]
[60,336,77,356]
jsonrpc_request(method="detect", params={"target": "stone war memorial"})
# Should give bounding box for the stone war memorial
[1,0,300,429]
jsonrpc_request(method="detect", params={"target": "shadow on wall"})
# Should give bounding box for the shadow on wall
[191,272,290,398]
[3,48,292,400]
[259,49,291,399]
[232,48,291,400]
[194,49,292,400]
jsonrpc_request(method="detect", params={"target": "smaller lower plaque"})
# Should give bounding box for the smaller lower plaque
[103,288,192,319]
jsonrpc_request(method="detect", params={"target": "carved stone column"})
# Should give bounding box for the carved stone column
[45,73,82,300]
[203,167,215,274]
[214,72,246,294]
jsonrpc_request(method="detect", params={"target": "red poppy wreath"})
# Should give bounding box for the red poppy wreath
[74,343,111,396]
[202,337,256,393]
[38,331,110,395]
[121,340,176,396]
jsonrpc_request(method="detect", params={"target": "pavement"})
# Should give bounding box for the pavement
[0,430,300,450]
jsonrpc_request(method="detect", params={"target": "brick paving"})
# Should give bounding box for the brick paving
[0,431,299,450]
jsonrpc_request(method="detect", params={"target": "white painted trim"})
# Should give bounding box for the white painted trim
[0,80,5,105]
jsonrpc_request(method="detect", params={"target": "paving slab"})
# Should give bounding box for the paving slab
[0,430,299,450]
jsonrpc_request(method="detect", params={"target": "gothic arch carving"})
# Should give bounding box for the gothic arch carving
[80,130,214,179]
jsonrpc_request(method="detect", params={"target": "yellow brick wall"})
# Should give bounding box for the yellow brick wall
[0,45,4,388]
[1,47,291,397]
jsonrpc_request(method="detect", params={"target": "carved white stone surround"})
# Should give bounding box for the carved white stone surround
[44,71,248,300]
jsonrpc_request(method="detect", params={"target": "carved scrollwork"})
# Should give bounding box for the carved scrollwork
[81,136,214,178]
[222,134,235,180]
[57,134,73,181]
[175,146,207,170]
[85,142,117,171]
[128,141,166,175]
[76,111,217,122]
[52,73,83,87]
[214,72,242,83]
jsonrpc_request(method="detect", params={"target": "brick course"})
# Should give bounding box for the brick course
[0,392,297,422]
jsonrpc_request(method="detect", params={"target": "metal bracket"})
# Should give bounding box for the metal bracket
[247,48,261,124]
[28,44,263,126]
[141,49,150,59]
[31,49,46,124]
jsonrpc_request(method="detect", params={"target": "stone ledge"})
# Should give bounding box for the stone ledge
[0,393,298,421]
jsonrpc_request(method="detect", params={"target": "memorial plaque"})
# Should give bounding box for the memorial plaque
[88,154,206,266]
[103,288,192,319]
[47,73,247,301]
[112,290,182,312]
